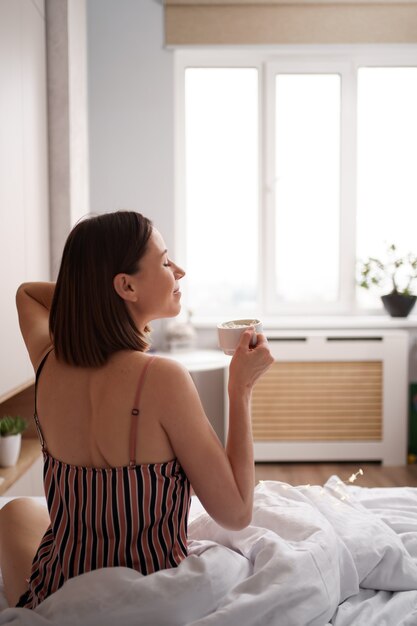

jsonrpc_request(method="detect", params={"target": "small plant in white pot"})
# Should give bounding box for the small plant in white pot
[0,415,28,467]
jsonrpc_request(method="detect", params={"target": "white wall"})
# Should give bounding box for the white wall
[0,0,50,398]
[87,0,175,251]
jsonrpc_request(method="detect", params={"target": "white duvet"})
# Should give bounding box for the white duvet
[1,476,417,625]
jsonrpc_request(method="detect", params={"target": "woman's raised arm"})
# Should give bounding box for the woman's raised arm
[158,329,274,530]
[15,282,55,370]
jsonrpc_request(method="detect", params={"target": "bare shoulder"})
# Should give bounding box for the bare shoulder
[148,355,193,390]
[100,351,188,379]
[145,355,202,415]
[101,352,199,422]
[108,352,194,399]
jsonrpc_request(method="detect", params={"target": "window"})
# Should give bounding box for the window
[176,48,417,319]
[273,73,341,305]
[356,67,417,309]
[184,68,258,315]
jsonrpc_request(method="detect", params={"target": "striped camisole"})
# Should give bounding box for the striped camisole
[17,352,191,609]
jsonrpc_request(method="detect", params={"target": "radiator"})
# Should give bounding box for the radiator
[251,330,409,465]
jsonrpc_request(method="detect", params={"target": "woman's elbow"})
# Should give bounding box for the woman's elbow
[234,508,253,530]
[16,284,26,300]
[15,283,31,305]
[219,506,253,531]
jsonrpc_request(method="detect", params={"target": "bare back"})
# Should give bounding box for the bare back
[15,280,274,532]
[36,350,175,468]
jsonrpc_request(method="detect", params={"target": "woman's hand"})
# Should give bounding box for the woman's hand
[228,329,274,395]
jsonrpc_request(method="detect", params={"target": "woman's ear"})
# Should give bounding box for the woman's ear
[113,274,138,302]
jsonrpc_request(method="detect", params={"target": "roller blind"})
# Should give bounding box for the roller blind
[165,0,417,45]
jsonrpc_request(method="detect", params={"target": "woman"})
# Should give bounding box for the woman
[0,211,273,609]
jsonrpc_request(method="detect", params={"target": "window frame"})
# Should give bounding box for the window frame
[264,58,354,314]
[175,45,417,320]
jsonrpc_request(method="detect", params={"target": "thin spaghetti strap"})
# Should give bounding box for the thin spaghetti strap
[34,349,53,452]
[129,356,156,466]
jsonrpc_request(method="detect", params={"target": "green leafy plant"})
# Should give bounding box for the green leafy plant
[0,415,28,437]
[357,244,417,296]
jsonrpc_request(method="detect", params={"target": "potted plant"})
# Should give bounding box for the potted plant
[0,415,28,467]
[357,244,417,317]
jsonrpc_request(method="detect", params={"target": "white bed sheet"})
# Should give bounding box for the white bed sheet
[0,478,416,625]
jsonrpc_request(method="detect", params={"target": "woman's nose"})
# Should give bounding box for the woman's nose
[174,264,185,279]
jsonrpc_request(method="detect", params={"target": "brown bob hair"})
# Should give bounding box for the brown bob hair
[49,211,153,367]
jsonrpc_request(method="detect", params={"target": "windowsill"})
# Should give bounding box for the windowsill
[192,314,417,331]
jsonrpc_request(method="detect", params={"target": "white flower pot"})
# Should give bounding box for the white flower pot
[0,434,22,467]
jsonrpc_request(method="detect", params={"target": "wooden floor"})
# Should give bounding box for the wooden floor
[255,462,417,488]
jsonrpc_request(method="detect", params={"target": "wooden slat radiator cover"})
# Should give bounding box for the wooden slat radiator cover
[251,361,382,441]
[246,330,408,464]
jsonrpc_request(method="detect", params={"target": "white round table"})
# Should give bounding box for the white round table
[154,349,230,372]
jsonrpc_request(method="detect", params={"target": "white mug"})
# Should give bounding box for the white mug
[217,319,263,355]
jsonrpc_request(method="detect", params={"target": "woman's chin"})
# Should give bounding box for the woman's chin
[161,304,182,320]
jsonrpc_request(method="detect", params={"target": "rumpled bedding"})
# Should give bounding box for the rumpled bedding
[1,476,417,625]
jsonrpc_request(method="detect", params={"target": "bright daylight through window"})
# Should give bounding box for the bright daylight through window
[274,74,340,305]
[184,68,258,316]
[179,51,417,319]
[356,67,417,309]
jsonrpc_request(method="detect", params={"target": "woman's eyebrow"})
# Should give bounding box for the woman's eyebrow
[161,249,168,257]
